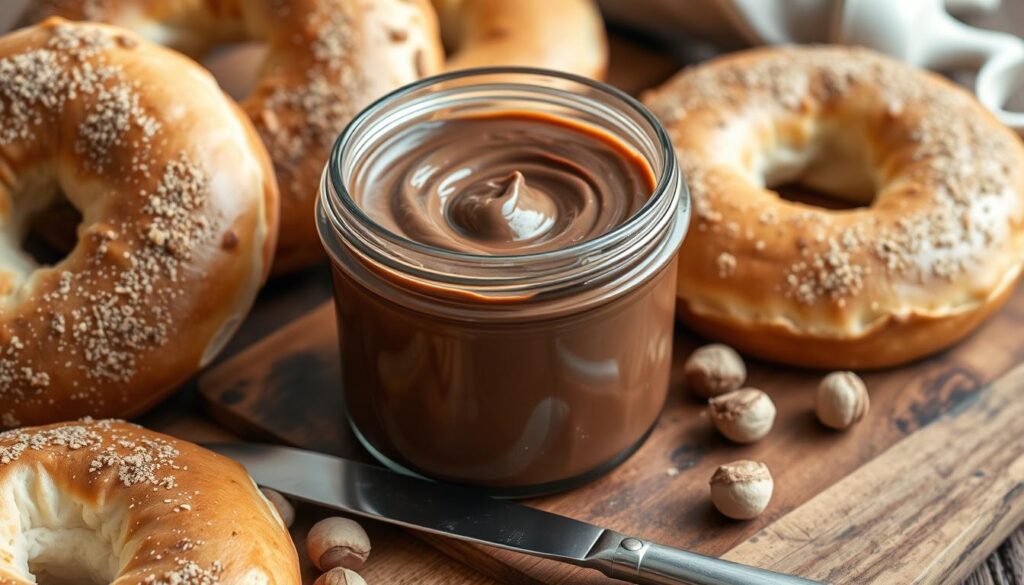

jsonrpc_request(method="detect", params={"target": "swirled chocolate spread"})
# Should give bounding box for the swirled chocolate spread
[350,112,657,254]
[329,110,680,493]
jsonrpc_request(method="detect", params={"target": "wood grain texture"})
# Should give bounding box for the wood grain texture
[963,530,1024,585]
[723,363,1024,584]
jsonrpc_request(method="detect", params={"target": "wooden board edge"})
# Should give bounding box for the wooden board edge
[197,301,336,442]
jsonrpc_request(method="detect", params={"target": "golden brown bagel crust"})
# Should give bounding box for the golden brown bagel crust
[26,0,445,274]
[0,20,277,426]
[0,420,300,584]
[645,46,1024,369]
[433,0,607,79]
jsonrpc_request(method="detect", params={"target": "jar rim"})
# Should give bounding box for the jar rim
[323,66,679,264]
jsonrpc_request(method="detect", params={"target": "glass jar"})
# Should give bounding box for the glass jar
[317,68,689,496]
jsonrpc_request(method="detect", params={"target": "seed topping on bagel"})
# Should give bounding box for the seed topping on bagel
[646,46,1024,368]
[258,6,363,181]
[646,47,1017,308]
[0,419,227,582]
[0,418,299,583]
[0,419,180,488]
[0,22,219,424]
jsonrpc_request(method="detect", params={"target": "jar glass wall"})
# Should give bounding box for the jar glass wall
[318,68,689,496]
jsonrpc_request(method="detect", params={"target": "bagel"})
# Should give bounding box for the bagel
[432,0,607,79]
[0,419,299,584]
[0,19,277,427]
[24,0,446,274]
[644,46,1024,369]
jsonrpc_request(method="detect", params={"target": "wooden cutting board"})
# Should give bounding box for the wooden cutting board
[198,280,1024,584]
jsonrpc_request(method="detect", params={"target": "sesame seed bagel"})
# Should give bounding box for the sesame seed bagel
[25,0,446,274]
[644,46,1024,369]
[0,419,300,584]
[0,20,278,427]
[432,0,607,79]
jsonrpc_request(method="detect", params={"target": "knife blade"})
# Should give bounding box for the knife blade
[206,443,822,585]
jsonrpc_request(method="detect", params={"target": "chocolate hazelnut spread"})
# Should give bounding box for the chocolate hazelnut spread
[349,112,656,255]
[318,71,687,494]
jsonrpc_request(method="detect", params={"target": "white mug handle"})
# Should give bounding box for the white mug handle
[921,6,1024,131]
[835,0,1024,132]
[964,39,1024,133]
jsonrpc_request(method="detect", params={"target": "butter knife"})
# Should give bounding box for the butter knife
[206,443,822,585]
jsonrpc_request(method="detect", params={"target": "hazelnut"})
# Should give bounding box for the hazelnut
[709,460,773,520]
[683,344,746,398]
[260,488,295,528]
[815,371,869,430]
[314,568,367,585]
[708,388,776,443]
[307,517,371,571]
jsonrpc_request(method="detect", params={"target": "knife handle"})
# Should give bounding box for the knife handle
[587,532,825,585]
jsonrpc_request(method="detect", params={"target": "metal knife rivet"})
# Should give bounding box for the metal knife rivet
[621,538,643,551]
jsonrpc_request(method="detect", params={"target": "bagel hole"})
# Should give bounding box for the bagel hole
[8,469,121,585]
[28,541,112,585]
[202,41,269,101]
[22,196,82,268]
[759,121,879,210]
[769,183,869,211]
